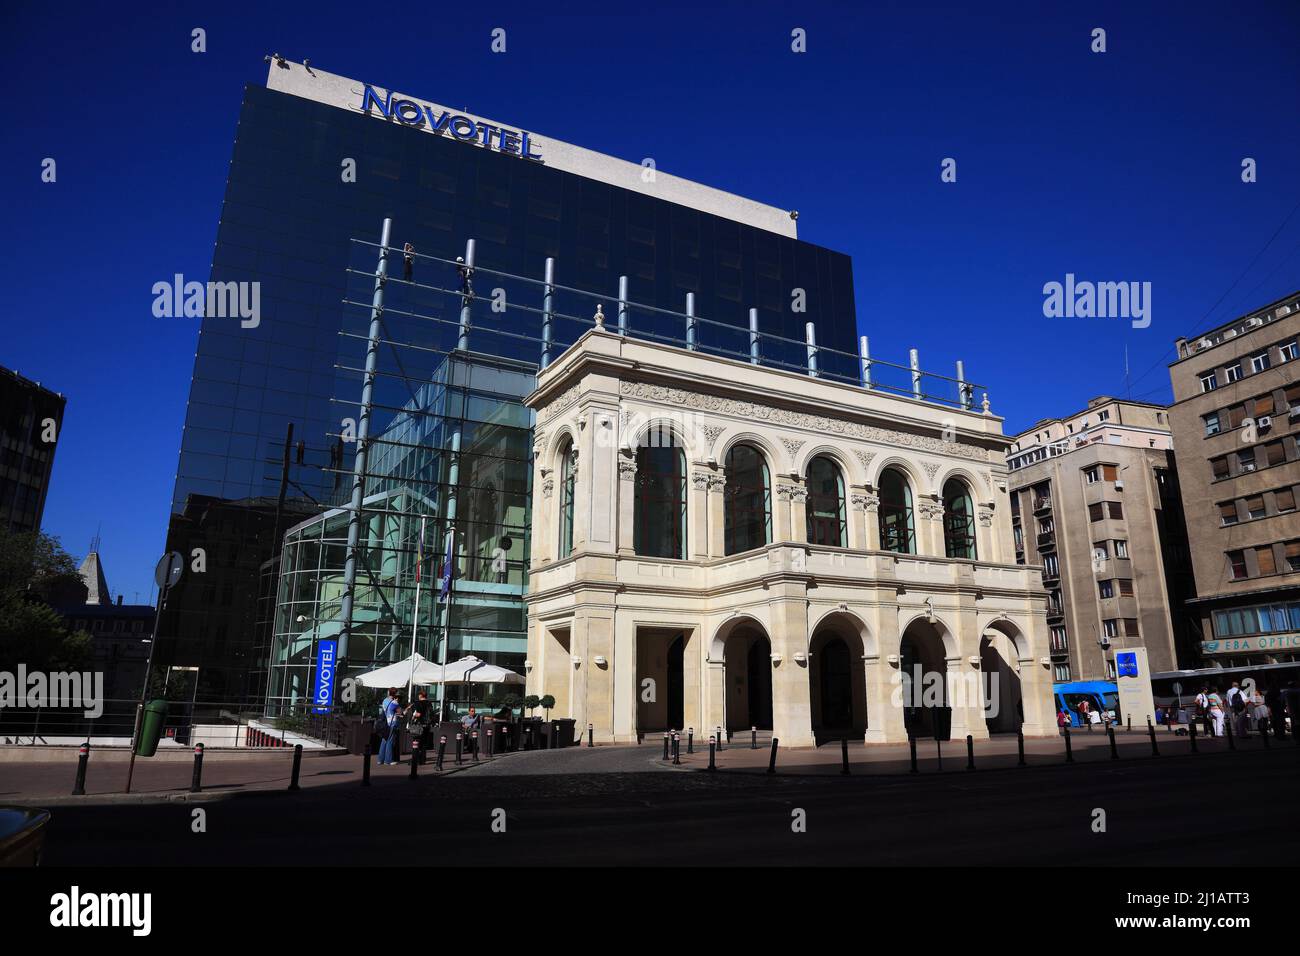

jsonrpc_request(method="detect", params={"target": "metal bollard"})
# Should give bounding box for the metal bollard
[909,735,918,773]
[1147,718,1159,757]
[1225,718,1236,751]
[672,733,681,765]
[707,736,716,771]
[1189,720,1199,754]
[72,742,89,795]
[456,733,463,764]
[190,742,205,793]
[767,737,779,774]
[966,734,975,771]
[1127,715,1132,733]
[588,723,594,748]
[409,739,420,779]
[1107,726,1119,760]
[663,732,670,760]
[289,743,303,790]
[472,731,479,761]
[687,728,693,754]
[1063,726,1073,763]
[716,725,724,752]
[437,735,447,771]
[841,737,850,775]
[362,744,372,786]
[751,726,757,750]
[1017,729,1026,767]
[486,728,494,760]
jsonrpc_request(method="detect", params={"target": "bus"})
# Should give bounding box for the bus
[1052,681,1119,727]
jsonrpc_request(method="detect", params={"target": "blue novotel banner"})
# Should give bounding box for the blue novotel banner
[312,639,338,714]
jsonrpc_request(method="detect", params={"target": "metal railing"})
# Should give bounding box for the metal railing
[0,699,350,749]
[343,235,990,413]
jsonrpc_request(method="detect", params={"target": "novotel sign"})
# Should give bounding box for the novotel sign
[360,85,543,163]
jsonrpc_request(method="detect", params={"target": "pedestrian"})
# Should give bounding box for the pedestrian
[1195,685,1211,736]
[1056,706,1071,736]
[1226,681,1250,737]
[1207,686,1225,738]
[1265,683,1287,739]
[378,687,402,765]
[1077,698,1091,731]
[403,242,414,282]
[405,688,433,759]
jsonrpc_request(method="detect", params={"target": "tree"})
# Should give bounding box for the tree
[523,694,540,717]
[540,694,556,721]
[0,528,92,675]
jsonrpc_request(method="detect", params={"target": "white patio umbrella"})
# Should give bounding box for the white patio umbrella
[352,652,442,692]
[439,655,525,686]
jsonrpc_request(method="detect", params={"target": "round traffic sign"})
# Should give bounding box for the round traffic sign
[154,551,184,590]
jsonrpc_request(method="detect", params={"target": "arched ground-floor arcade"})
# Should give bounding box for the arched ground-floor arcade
[526,573,1056,748]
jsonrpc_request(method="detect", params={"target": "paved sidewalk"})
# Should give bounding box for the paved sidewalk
[4,726,1289,805]
[0,748,483,805]
[587,725,1291,775]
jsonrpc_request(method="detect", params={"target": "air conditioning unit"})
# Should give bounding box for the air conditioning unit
[1224,328,1238,338]
[1289,405,1300,419]
[1114,479,1125,491]
[1099,635,1112,648]
[1196,338,1213,351]
[1258,416,1272,431]
[1246,317,1263,328]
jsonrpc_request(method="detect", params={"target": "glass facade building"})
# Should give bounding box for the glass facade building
[160,73,859,708]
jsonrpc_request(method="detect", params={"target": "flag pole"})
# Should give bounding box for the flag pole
[407,514,426,702]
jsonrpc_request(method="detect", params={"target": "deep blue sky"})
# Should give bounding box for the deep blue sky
[4,0,1299,604]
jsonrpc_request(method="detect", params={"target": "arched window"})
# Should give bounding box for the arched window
[878,468,915,554]
[558,440,576,559]
[725,444,771,554]
[634,435,687,559]
[806,456,846,547]
[943,478,977,559]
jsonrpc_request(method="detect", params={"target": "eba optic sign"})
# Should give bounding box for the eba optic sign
[360,85,543,163]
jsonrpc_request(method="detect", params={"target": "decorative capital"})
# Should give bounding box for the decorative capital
[707,474,727,493]
[691,471,711,490]
[918,501,945,521]
[618,459,638,481]
[541,477,555,499]
[977,508,994,527]
[852,492,880,512]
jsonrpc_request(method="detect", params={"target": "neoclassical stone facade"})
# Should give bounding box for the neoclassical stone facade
[525,329,1055,746]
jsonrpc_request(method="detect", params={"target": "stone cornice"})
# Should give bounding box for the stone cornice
[618,380,993,462]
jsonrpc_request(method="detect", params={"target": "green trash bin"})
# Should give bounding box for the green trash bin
[134,699,169,757]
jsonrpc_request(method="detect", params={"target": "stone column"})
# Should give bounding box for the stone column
[769,585,814,747]
[705,657,727,739]
[616,454,637,555]
[612,612,636,742]
[917,496,945,556]
[977,503,997,563]
[773,481,795,543]
[945,654,991,742]
[854,489,881,551]
[864,597,904,742]
[788,480,809,544]
[535,450,553,566]
[690,470,710,560]
[707,474,727,557]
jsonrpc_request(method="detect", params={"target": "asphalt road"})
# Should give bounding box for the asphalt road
[36,745,1300,866]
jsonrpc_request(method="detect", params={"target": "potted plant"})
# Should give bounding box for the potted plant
[523,694,540,717]
[540,694,556,722]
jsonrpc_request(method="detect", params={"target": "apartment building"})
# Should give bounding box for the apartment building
[1006,397,1196,682]
[1168,291,1300,664]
